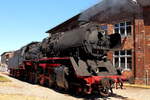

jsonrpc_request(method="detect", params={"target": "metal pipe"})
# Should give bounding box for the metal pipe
[145,70,149,85]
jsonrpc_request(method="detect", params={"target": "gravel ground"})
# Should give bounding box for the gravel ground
[0,72,150,100]
[0,73,81,100]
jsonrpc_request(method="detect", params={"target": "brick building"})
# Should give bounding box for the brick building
[1,52,14,66]
[46,0,150,85]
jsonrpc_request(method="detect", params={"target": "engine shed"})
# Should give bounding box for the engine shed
[46,0,150,85]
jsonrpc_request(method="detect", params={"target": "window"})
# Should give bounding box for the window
[113,50,132,69]
[114,21,132,37]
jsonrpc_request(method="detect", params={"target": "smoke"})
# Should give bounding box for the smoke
[132,0,137,3]
[79,0,142,23]
[136,0,150,7]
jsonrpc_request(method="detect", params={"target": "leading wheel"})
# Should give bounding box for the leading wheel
[99,88,110,97]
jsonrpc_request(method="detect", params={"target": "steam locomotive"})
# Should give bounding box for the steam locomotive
[8,23,122,96]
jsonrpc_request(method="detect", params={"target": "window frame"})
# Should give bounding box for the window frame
[114,21,132,37]
[113,50,132,70]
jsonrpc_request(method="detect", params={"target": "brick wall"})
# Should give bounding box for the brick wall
[134,19,146,84]
[102,12,150,85]
[133,7,150,85]
[143,7,150,85]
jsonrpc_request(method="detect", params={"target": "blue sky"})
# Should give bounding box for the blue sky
[0,0,100,55]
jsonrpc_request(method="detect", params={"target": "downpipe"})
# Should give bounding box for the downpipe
[145,70,149,85]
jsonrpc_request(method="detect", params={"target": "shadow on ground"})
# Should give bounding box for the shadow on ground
[9,75,129,100]
[52,88,128,100]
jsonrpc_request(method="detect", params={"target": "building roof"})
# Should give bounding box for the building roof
[46,14,80,34]
[1,51,14,56]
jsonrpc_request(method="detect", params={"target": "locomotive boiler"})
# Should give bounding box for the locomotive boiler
[41,23,121,59]
[8,23,123,96]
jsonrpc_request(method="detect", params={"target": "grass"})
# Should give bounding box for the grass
[124,83,150,89]
[0,75,11,82]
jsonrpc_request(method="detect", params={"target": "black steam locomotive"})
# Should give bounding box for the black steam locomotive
[8,23,122,96]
